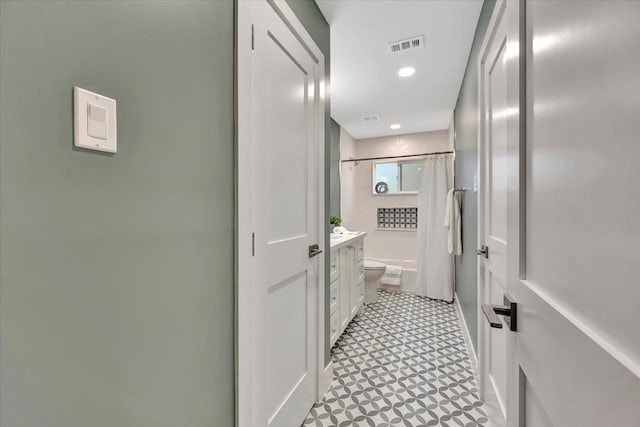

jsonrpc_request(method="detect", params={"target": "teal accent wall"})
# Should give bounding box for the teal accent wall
[0,2,234,426]
[286,0,332,365]
[453,0,497,351]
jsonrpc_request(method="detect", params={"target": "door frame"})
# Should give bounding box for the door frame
[236,1,326,426]
[476,0,510,423]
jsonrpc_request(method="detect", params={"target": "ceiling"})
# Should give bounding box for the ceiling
[316,0,483,139]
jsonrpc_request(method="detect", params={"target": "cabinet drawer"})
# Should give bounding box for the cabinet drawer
[329,251,339,282]
[356,242,364,261]
[330,310,340,346]
[329,278,339,314]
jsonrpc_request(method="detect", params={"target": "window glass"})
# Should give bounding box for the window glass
[400,162,421,192]
[374,162,398,193]
[373,160,422,194]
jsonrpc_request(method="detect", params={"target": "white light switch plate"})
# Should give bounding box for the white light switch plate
[74,87,116,153]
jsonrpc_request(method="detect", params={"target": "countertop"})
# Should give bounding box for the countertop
[329,232,366,251]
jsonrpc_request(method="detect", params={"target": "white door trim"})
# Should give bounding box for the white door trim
[236,1,326,426]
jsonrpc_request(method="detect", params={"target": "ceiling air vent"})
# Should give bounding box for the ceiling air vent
[388,35,424,54]
[363,114,381,123]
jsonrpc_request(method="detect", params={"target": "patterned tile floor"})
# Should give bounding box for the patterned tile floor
[303,291,488,427]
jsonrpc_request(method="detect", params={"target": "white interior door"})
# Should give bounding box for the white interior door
[480,1,640,426]
[478,2,510,424]
[237,1,325,426]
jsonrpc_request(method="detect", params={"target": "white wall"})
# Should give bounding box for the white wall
[356,131,450,159]
[339,127,357,229]
[340,130,451,264]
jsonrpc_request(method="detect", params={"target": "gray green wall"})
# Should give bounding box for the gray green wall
[453,0,496,351]
[285,0,332,365]
[0,1,234,426]
[329,118,341,217]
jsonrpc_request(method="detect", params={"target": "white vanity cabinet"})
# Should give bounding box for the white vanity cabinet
[351,241,365,317]
[329,233,365,347]
[339,247,352,330]
[328,250,341,346]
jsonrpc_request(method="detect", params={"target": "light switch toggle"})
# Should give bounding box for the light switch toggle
[74,87,116,153]
[87,103,108,140]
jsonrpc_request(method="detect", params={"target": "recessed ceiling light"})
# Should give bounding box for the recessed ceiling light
[390,124,401,130]
[398,67,416,77]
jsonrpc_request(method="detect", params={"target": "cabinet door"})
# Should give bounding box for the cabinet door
[329,310,340,347]
[349,245,361,319]
[339,248,350,331]
[329,251,339,283]
[329,278,339,315]
[357,259,365,307]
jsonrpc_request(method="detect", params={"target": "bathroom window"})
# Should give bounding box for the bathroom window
[372,160,422,194]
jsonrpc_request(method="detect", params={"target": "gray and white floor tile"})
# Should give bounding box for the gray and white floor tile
[303,291,487,427]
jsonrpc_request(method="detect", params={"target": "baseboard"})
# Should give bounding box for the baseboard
[454,293,478,375]
[317,360,334,399]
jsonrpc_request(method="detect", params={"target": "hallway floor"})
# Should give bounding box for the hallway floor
[303,291,488,427]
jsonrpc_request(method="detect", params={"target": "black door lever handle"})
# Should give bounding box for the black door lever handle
[481,295,517,331]
[477,246,489,258]
[482,304,504,328]
[308,244,323,258]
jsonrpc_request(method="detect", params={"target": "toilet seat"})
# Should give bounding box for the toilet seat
[364,259,386,270]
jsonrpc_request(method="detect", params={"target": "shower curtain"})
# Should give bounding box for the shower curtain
[416,153,453,302]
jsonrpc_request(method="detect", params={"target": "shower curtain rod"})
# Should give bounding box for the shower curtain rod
[340,151,453,163]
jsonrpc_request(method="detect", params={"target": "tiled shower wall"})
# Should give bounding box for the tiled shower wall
[340,128,452,266]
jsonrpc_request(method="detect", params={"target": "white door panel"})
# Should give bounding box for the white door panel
[267,238,309,287]
[488,271,507,413]
[522,374,553,427]
[488,38,508,247]
[255,6,318,424]
[513,1,640,424]
[264,33,308,243]
[267,272,309,421]
[238,1,325,426]
[512,280,640,426]
[524,0,640,367]
[479,3,509,423]
[479,1,640,426]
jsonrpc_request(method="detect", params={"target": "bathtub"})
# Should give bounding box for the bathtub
[367,258,417,294]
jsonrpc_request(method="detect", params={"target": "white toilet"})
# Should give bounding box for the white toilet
[364,259,386,304]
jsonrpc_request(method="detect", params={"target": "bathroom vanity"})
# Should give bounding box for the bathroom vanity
[328,232,366,347]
